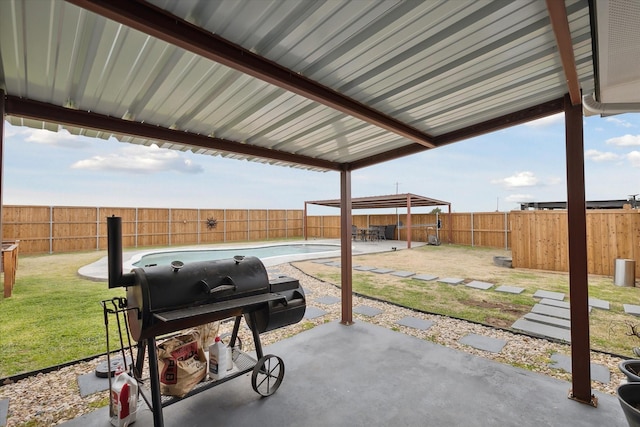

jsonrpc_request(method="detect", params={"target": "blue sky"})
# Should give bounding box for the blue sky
[3,111,640,214]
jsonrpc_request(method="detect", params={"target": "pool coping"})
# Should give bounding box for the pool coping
[77,239,420,281]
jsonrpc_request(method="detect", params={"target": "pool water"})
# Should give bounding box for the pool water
[132,244,339,267]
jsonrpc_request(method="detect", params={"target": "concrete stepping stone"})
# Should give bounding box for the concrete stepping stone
[465,280,493,290]
[438,277,464,285]
[539,298,570,309]
[371,268,394,274]
[0,399,8,427]
[548,353,610,384]
[353,305,383,317]
[354,265,376,271]
[77,372,110,397]
[624,304,640,316]
[325,261,341,267]
[524,312,571,329]
[304,306,328,320]
[459,333,506,353]
[589,297,610,310]
[533,290,565,300]
[531,304,571,320]
[538,299,592,313]
[396,316,434,331]
[495,285,525,294]
[390,271,415,278]
[511,318,571,342]
[312,260,334,264]
[315,295,340,305]
[413,274,438,282]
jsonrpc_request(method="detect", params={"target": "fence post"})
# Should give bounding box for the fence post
[504,212,508,250]
[49,206,53,254]
[470,212,474,247]
[135,208,138,248]
[168,208,172,246]
[96,207,100,250]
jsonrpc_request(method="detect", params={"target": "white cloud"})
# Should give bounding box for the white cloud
[71,144,204,174]
[585,149,620,162]
[606,134,640,146]
[491,171,538,188]
[505,194,535,204]
[24,128,88,149]
[523,113,563,128]
[606,117,634,128]
[628,151,640,168]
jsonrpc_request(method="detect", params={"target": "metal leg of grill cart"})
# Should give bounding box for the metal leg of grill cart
[147,337,165,427]
[246,311,264,360]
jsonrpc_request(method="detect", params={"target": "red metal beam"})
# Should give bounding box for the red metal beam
[66,0,436,149]
[564,94,595,406]
[5,95,339,171]
[546,1,582,105]
[340,170,353,326]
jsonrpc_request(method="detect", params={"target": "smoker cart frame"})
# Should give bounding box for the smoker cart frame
[102,295,287,427]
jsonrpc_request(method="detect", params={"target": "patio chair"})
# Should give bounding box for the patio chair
[352,225,358,240]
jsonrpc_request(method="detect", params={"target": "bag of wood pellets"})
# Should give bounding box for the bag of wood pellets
[157,330,207,397]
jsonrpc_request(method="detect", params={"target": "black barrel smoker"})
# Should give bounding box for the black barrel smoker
[104,216,306,427]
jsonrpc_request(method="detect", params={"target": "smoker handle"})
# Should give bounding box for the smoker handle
[199,277,237,294]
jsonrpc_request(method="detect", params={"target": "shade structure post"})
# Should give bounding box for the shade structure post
[564,93,594,406]
[406,194,412,249]
[339,169,353,325]
[0,89,4,249]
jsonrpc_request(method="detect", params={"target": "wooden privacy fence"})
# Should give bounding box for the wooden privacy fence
[3,206,638,278]
[305,212,511,249]
[510,209,640,278]
[2,206,303,254]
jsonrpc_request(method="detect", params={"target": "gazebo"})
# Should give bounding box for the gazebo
[304,193,451,249]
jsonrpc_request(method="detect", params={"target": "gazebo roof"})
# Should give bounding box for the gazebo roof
[306,193,449,210]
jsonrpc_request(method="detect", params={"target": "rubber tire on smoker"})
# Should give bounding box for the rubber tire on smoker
[251,354,284,397]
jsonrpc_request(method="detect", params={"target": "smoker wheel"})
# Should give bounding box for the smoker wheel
[251,354,284,396]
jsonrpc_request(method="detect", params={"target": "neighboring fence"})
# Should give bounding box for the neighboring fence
[510,209,640,278]
[1,206,303,254]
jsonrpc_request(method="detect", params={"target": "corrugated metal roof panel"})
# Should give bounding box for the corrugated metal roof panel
[1,0,599,170]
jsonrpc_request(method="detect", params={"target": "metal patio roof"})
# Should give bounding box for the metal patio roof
[306,193,450,210]
[4,0,636,173]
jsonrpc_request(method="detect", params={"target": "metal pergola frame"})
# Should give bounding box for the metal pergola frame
[304,193,452,249]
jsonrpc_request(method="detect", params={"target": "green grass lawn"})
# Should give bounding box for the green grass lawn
[295,244,640,357]
[0,251,123,377]
[3,244,640,378]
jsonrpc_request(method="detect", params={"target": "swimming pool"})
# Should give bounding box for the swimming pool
[130,243,340,267]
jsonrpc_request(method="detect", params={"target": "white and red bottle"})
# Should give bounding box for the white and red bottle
[111,365,138,426]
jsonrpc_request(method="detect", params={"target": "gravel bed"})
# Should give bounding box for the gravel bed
[0,264,626,426]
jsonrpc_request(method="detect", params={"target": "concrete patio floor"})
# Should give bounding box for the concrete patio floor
[62,320,627,427]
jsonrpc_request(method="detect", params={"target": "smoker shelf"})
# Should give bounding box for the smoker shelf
[153,293,286,323]
[138,348,258,409]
